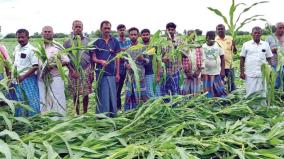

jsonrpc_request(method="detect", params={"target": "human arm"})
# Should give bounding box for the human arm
[220,55,225,78]
[116,57,120,82]
[240,56,246,80]
[232,40,237,54]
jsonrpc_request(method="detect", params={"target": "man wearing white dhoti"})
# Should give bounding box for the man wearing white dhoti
[38,26,69,116]
[240,26,273,97]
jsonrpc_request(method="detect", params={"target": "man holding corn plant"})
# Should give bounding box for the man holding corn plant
[161,22,182,96]
[141,28,162,98]
[215,24,237,92]
[240,26,273,97]
[64,20,94,115]
[38,26,69,117]
[92,20,120,116]
[13,29,40,117]
[124,27,149,111]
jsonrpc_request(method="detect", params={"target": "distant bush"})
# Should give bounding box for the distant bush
[4,33,16,38]
[54,33,68,38]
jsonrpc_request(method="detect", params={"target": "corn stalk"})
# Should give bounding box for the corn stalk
[208,0,268,41]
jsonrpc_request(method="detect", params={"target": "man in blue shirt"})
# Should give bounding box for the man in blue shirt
[92,21,120,117]
[116,24,131,110]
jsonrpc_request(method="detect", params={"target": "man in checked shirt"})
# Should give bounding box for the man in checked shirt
[161,22,182,95]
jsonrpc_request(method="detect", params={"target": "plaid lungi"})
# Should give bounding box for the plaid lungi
[96,76,117,117]
[124,78,148,111]
[181,76,201,95]
[162,71,180,95]
[203,74,227,98]
[68,65,94,96]
[14,75,40,117]
[145,74,161,98]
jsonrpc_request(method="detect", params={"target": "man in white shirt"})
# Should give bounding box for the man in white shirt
[13,29,40,117]
[38,26,69,117]
[240,26,273,97]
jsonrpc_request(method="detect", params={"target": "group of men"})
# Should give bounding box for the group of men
[1,20,284,117]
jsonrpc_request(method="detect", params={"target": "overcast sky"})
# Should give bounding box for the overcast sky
[0,0,282,36]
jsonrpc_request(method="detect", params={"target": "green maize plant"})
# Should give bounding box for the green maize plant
[208,0,269,93]
[143,30,205,94]
[0,90,283,158]
[261,63,276,106]
[208,0,268,41]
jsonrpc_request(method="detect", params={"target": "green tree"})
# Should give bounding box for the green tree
[54,33,68,38]
[31,32,41,38]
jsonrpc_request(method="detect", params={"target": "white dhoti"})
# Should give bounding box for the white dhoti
[245,77,266,98]
[38,76,66,116]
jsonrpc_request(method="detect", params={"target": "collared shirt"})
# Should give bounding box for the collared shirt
[117,37,131,75]
[162,37,182,76]
[117,37,131,50]
[93,36,120,76]
[13,43,38,76]
[38,43,70,79]
[63,35,91,69]
[202,43,224,75]
[241,40,273,77]
[182,47,203,74]
[215,35,234,69]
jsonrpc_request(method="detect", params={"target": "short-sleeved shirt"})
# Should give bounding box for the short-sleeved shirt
[181,47,203,74]
[13,43,38,76]
[215,35,234,69]
[202,43,224,75]
[38,43,70,78]
[162,37,182,75]
[117,37,131,75]
[117,37,131,50]
[240,40,273,77]
[63,36,91,69]
[93,36,120,76]
[266,35,282,66]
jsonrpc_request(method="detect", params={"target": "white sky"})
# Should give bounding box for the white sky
[0,0,283,36]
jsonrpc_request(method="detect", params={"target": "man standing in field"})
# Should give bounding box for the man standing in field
[215,24,237,92]
[13,29,40,117]
[64,20,94,115]
[240,26,273,97]
[124,27,148,110]
[161,22,182,95]
[116,24,131,110]
[38,26,69,117]
[141,28,162,98]
[266,22,284,89]
[92,20,120,116]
